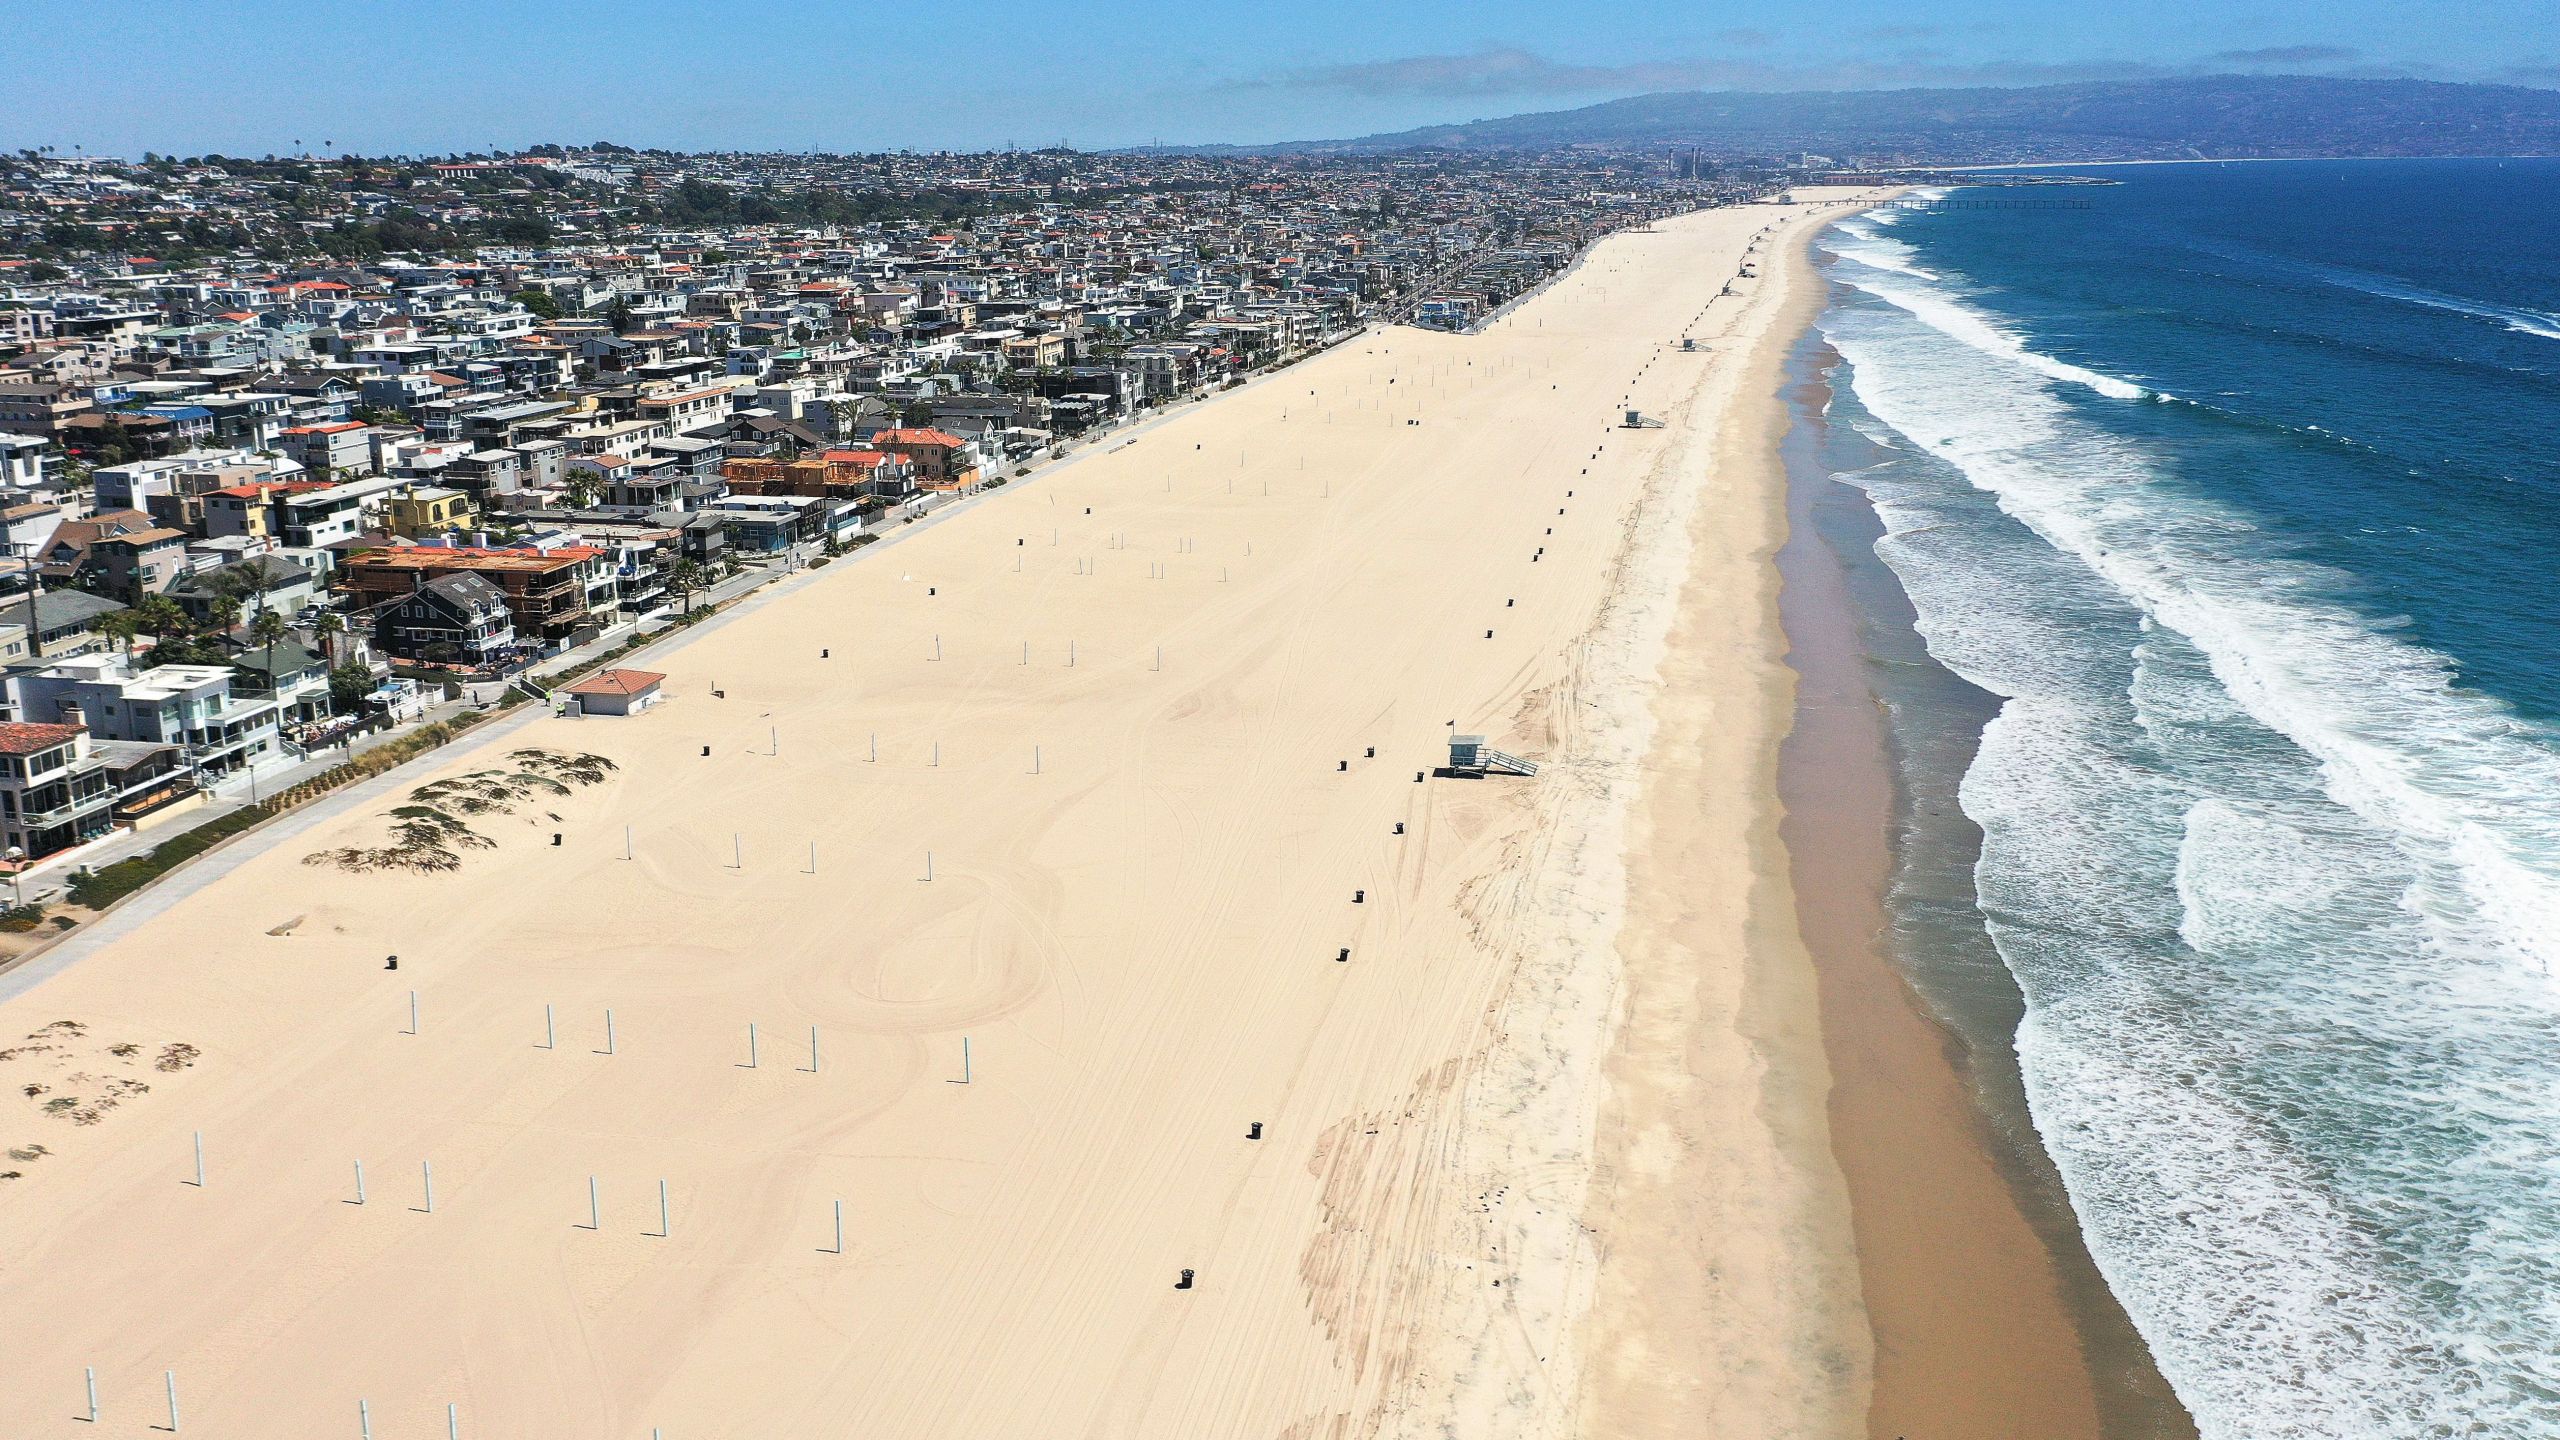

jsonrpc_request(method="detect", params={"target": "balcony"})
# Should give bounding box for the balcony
[20,790,114,830]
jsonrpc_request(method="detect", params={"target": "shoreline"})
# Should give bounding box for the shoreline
[1569,199,1875,1437]
[1775,307,2197,1430]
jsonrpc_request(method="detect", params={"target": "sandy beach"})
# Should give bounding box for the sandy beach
[0,190,1911,1439]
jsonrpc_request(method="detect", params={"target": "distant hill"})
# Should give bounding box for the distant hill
[1289,76,2560,163]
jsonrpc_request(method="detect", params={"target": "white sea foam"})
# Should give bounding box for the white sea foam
[1828,270,2560,980]
[1824,261,2150,400]
[1822,221,1940,281]
[2296,257,2560,341]
[1819,263,2560,1437]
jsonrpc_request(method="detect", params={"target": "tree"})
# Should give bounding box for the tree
[488,216,552,246]
[247,608,290,696]
[133,593,186,644]
[210,559,273,638]
[327,661,374,715]
[311,610,345,665]
[667,559,706,616]
[603,296,634,335]
[562,473,602,509]
[511,288,562,320]
[97,608,141,658]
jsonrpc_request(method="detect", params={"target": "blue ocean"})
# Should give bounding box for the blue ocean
[1809,158,2560,1437]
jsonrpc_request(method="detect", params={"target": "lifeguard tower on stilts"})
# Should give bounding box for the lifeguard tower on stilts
[1448,734,1540,778]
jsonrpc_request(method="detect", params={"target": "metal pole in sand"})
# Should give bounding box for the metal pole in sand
[804,1026,819,1073]
[422,1160,434,1214]
[1068,640,1076,667]
[806,841,816,874]
[624,826,633,860]
[84,1366,96,1423]
[869,732,877,763]
[602,1009,616,1055]
[353,1159,366,1205]
[406,990,419,1035]
[745,1023,759,1069]
[932,634,942,661]
[448,1402,459,1440]
[542,1004,555,1049]
[731,834,742,869]
[360,1399,371,1440]
[585,1175,600,1229]
[770,726,778,756]
[923,851,935,882]
[961,1036,973,1083]
[165,1372,179,1433]
[931,740,940,767]
[655,1179,670,1238]
[190,1130,204,1187]
[1033,745,1041,774]
[1153,645,1162,671]
[829,1198,844,1254]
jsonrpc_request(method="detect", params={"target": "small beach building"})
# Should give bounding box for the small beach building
[563,667,664,717]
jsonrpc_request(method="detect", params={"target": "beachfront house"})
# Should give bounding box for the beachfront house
[373,572,518,665]
[337,544,606,645]
[0,720,115,861]
[8,653,283,786]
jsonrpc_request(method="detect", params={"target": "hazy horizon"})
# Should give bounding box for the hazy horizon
[6,0,2550,157]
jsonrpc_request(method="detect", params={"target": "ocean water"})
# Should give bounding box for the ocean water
[1809,159,2560,1438]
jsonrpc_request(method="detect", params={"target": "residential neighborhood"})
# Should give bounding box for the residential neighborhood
[0,142,1789,865]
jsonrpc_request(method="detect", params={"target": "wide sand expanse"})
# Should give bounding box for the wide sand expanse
[0,191,1886,1439]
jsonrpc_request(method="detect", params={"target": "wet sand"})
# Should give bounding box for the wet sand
[1775,336,2199,1438]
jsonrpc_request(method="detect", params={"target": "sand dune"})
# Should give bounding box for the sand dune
[0,192,1883,1439]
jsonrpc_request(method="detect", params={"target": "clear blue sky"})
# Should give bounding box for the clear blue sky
[6,0,2550,156]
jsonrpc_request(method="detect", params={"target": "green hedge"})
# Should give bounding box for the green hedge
[67,803,279,910]
[63,713,497,913]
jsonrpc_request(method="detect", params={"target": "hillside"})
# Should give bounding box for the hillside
[1293,76,2560,162]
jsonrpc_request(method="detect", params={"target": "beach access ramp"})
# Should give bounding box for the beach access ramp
[1448,734,1540,777]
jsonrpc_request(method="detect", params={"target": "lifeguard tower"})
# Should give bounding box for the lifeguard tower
[1448,735,1540,777]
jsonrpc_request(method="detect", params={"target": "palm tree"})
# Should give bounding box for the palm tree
[133,593,186,646]
[312,610,345,665]
[668,559,706,616]
[248,608,290,698]
[97,608,141,659]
